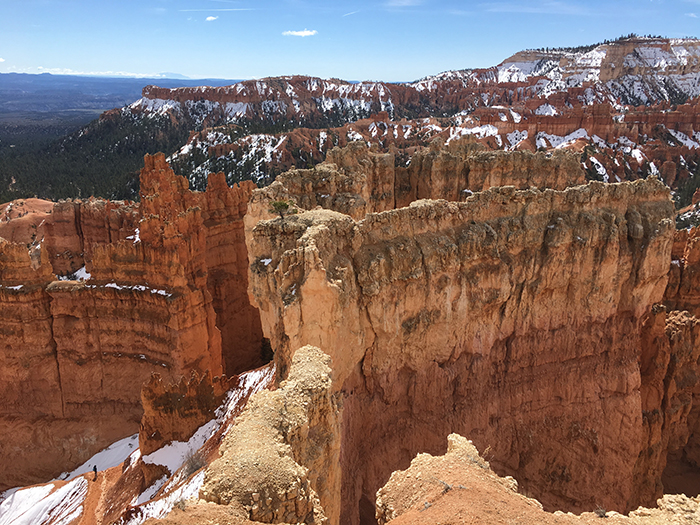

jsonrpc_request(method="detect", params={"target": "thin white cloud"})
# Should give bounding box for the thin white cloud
[687,12,698,17]
[343,10,359,16]
[283,29,317,37]
[0,58,5,63]
[206,16,219,21]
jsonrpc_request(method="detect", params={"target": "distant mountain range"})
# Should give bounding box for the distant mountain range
[3,35,700,207]
[0,72,242,114]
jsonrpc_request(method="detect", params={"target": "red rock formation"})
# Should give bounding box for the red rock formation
[262,139,585,221]
[0,198,53,245]
[139,371,234,455]
[203,173,265,374]
[43,198,139,276]
[246,177,675,521]
[635,308,700,504]
[0,154,265,491]
[374,434,700,525]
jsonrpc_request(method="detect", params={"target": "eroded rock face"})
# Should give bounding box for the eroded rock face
[0,154,265,491]
[246,177,675,521]
[375,434,700,525]
[636,308,700,505]
[268,139,585,220]
[200,345,340,525]
[375,434,530,525]
[139,371,234,456]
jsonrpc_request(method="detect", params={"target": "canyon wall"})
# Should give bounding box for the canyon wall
[268,139,585,221]
[246,177,677,523]
[0,154,265,491]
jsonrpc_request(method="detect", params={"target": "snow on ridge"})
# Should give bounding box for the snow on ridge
[58,434,139,482]
[445,124,499,145]
[122,472,205,525]
[534,103,558,116]
[623,44,700,70]
[0,365,277,525]
[157,364,273,468]
[536,128,588,149]
[92,282,173,297]
[130,97,182,116]
[0,478,88,525]
[411,69,476,91]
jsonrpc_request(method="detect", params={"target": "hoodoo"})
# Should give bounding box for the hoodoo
[0,154,266,492]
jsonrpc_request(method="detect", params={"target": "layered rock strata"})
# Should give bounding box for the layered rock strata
[139,371,234,456]
[0,154,265,491]
[246,177,676,522]
[266,140,585,220]
[635,307,700,504]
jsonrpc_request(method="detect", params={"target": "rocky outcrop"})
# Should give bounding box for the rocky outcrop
[374,434,700,525]
[246,177,675,521]
[0,155,265,491]
[139,371,234,455]
[43,198,139,276]
[0,197,140,276]
[203,172,265,374]
[397,139,585,206]
[375,434,533,525]
[635,308,700,505]
[256,139,585,221]
[665,226,700,316]
[200,345,340,525]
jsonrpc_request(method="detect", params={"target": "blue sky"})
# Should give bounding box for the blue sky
[0,0,699,82]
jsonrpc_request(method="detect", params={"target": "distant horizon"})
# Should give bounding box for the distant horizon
[2,1,699,82]
[3,32,700,87]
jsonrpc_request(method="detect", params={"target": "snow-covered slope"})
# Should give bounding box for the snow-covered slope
[0,365,276,525]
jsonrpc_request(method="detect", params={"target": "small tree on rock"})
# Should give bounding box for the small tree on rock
[269,199,298,218]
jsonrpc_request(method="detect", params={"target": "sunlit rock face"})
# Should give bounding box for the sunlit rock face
[0,154,265,491]
[247,173,677,522]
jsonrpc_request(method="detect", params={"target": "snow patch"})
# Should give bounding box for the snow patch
[506,130,528,150]
[446,124,499,145]
[669,128,700,149]
[0,478,88,525]
[57,266,91,282]
[122,471,205,525]
[125,228,140,244]
[536,128,588,149]
[58,434,139,481]
[347,130,364,142]
[589,157,609,182]
[534,103,558,116]
[102,283,173,297]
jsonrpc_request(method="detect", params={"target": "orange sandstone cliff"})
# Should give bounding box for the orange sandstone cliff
[245,176,677,522]
[4,145,700,525]
[0,154,265,491]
